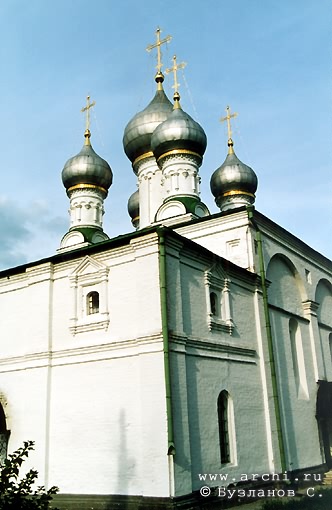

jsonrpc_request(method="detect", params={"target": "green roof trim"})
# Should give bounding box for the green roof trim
[163,195,199,214]
[69,226,108,244]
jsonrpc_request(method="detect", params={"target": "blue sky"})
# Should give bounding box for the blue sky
[0,0,330,268]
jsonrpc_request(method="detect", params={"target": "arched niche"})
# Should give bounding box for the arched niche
[315,278,332,326]
[266,254,306,315]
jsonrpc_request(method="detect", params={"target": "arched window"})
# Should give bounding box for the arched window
[289,318,308,399]
[0,403,9,463]
[218,391,230,464]
[210,292,218,316]
[87,291,99,315]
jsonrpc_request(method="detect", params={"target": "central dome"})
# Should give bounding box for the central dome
[151,95,207,162]
[123,74,173,165]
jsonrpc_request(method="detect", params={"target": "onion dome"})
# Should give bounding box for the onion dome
[151,92,207,163]
[123,73,173,166]
[128,190,139,228]
[210,139,258,209]
[62,129,113,195]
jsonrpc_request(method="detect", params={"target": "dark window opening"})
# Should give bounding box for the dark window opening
[87,291,99,315]
[218,391,230,464]
[210,292,218,316]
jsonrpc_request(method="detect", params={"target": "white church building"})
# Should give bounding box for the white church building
[0,32,331,509]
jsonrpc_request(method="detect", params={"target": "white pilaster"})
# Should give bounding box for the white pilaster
[136,157,164,228]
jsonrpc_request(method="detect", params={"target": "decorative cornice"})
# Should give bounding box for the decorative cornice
[268,303,309,323]
[253,210,332,275]
[0,333,166,372]
[302,299,319,316]
[169,333,257,361]
[67,183,108,195]
[133,151,154,168]
[222,190,255,198]
[157,149,202,165]
[317,321,332,332]
[26,262,54,285]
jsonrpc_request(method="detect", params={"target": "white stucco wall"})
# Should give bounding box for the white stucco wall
[175,209,332,476]
[165,238,273,495]
[0,212,331,502]
[0,232,171,498]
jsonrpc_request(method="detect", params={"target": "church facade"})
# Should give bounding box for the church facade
[0,31,331,509]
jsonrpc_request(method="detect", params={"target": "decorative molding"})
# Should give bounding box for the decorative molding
[157,151,202,166]
[26,262,54,285]
[169,332,257,362]
[156,200,186,221]
[205,265,234,335]
[69,315,110,335]
[317,321,332,332]
[134,154,156,175]
[302,299,319,317]
[69,256,110,335]
[269,303,309,323]
[209,316,234,334]
[70,255,109,283]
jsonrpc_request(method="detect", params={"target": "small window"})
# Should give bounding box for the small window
[218,391,230,464]
[87,291,99,315]
[205,270,233,334]
[210,292,218,316]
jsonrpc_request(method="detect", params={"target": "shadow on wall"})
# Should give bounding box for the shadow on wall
[116,409,136,509]
[269,311,300,470]
[266,254,310,471]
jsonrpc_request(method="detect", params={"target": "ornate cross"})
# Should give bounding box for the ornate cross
[81,95,96,132]
[220,105,238,141]
[146,27,172,73]
[165,55,187,92]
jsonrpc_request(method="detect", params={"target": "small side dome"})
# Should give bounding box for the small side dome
[62,130,113,193]
[123,73,173,165]
[151,94,207,162]
[128,190,139,228]
[210,140,258,209]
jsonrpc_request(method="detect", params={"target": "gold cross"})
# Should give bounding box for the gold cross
[146,27,172,73]
[220,106,238,141]
[165,55,187,92]
[81,95,96,132]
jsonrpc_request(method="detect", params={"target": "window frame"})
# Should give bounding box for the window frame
[205,270,234,334]
[69,256,110,335]
[217,390,237,466]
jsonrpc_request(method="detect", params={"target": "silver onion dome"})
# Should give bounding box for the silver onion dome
[123,73,173,165]
[151,93,207,162]
[210,140,258,206]
[127,190,139,228]
[62,130,113,194]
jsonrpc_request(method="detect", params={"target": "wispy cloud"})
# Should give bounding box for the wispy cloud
[0,197,67,270]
